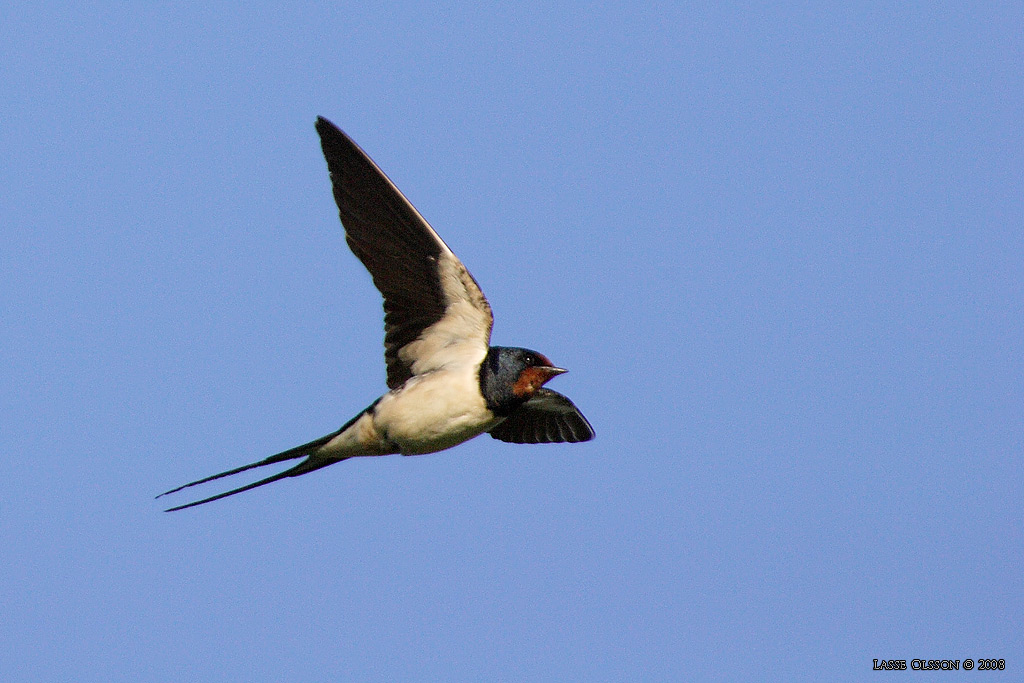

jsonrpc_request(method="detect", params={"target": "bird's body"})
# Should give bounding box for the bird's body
[158,117,593,511]
[329,365,498,458]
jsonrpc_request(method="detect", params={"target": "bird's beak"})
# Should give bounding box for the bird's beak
[538,366,568,382]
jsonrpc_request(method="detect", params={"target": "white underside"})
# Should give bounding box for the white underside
[317,362,499,458]
[376,366,500,453]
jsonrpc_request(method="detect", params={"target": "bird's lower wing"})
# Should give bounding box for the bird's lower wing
[488,388,595,444]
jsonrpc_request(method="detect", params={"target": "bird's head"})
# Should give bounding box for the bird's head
[480,346,567,413]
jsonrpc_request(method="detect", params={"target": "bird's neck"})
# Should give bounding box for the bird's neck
[478,346,526,416]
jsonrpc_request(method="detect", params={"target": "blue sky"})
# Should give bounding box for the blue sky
[2,2,1021,681]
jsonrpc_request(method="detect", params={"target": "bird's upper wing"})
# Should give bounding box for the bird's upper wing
[488,388,595,444]
[316,117,493,389]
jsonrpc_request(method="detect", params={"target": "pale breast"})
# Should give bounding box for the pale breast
[372,367,499,455]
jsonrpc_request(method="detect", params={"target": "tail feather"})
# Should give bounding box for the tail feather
[156,429,343,510]
[162,456,345,512]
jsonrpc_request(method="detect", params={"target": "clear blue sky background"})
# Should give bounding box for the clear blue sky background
[2,3,1021,681]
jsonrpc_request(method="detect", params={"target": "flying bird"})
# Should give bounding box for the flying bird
[158,117,594,511]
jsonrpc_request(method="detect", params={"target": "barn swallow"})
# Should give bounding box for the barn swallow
[158,117,594,511]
